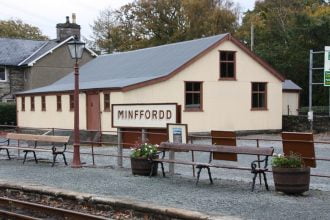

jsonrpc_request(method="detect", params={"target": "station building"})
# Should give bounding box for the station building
[16,33,286,133]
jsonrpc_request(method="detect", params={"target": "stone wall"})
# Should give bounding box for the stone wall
[0,67,25,100]
[10,68,25,95]
[283,115,330,133]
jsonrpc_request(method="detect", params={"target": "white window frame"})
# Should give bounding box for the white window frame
[0,67,8,82]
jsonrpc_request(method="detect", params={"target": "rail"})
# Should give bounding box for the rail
[0,197,108,220]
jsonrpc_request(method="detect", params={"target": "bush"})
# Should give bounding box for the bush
[0,103,17,125]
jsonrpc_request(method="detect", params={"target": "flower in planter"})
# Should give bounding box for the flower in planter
[272,152,310,194]
[131,143,159,159]
[271,152,305,168]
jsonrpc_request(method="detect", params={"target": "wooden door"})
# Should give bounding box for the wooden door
[86,93,101,131]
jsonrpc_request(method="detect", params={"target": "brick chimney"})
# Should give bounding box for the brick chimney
[56,14,81,42]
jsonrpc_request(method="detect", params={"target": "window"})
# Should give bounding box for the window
[185,82,202,111]
[30,96,35,111]
[69,94,74,111]
[104,93,110,111]
[21,97,25,111]
[57,95,62,111]
[251,82,267,110]
[219,51,236,79]
[0,67,7,82]
[41,96,46,111]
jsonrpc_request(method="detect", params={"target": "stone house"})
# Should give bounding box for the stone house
[0,15,97,102]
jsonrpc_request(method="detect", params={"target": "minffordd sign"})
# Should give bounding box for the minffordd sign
[112,103,177,128]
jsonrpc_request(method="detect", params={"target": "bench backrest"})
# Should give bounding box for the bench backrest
[6,133,69,143]
[282,132,316,168]
[211,130,237,161]
[159,142,274,156]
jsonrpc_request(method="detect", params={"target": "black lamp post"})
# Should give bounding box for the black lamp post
[67,35,85,168]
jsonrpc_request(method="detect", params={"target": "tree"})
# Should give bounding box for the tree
[91,0,239,53]
[237,0,330,106]
[0,19,48,40]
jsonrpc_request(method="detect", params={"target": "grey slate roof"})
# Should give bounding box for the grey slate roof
[19,33,229,94]
[283,80,302,91]
[19,40,60,66]
[0,38,47,66]
[0,36,96,67]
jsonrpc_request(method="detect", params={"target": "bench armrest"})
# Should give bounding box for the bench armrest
[52,143,67,153]
[0,139,9,145]
[157,150,166,159]
[251,155,270,171]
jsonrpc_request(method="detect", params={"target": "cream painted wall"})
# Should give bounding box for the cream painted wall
[17,40,283,132]
[282,92,299,116]
[102,40,283,132]
[17,94,87,130]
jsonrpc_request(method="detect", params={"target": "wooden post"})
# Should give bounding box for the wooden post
[91,142,95,166]
[191,136,195,177]
[141,128,147,143]
[117,128,123,167]
[169,151,175,175]
[257,139,262,185]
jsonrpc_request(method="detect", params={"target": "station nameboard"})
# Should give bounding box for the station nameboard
[324,46,330,86]
[112,103,177,128]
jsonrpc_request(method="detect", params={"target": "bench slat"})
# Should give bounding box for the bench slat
[0,146,52,152]
[159,142,274,156]
[6,133,69,143]
[153,158,252,171]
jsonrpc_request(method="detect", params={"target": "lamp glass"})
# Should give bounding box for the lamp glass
[68,39,85,59]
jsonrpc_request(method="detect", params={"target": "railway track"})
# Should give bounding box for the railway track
[0,197,110,220]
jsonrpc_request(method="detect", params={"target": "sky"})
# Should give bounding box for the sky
[0,0,256,40]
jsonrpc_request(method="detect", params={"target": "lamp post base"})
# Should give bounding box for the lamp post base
[71,143,82,168]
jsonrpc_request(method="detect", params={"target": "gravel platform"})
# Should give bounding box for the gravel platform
[0,133,330,219]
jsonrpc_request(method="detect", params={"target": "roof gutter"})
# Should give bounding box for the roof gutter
[15,87,122,97]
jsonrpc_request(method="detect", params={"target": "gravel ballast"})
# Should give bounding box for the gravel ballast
[0,133,330,219]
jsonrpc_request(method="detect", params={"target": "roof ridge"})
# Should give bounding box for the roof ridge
[100,33,228,57]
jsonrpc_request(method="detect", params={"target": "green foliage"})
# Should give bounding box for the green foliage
[0,19,48,40]
[91,0,239,53]
[131,143,159,159]
[299,106,330,115]
[272,152,304,168]
[237,0,330,106]
[0,103,16,125]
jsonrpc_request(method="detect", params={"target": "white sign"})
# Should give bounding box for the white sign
[308,111,313,121]
[324,46,330,86]
[112,103,177,128]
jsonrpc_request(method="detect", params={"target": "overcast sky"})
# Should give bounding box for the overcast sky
[0,0,256,40]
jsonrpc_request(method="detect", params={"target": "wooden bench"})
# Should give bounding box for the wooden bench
[151,142,274,191]
[0,133,70,167]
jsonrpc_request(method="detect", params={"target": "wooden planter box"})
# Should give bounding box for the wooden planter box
[131,157,158,176]
[272,167,310,194]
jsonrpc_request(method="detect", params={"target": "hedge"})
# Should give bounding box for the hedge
[0,103,16,125]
